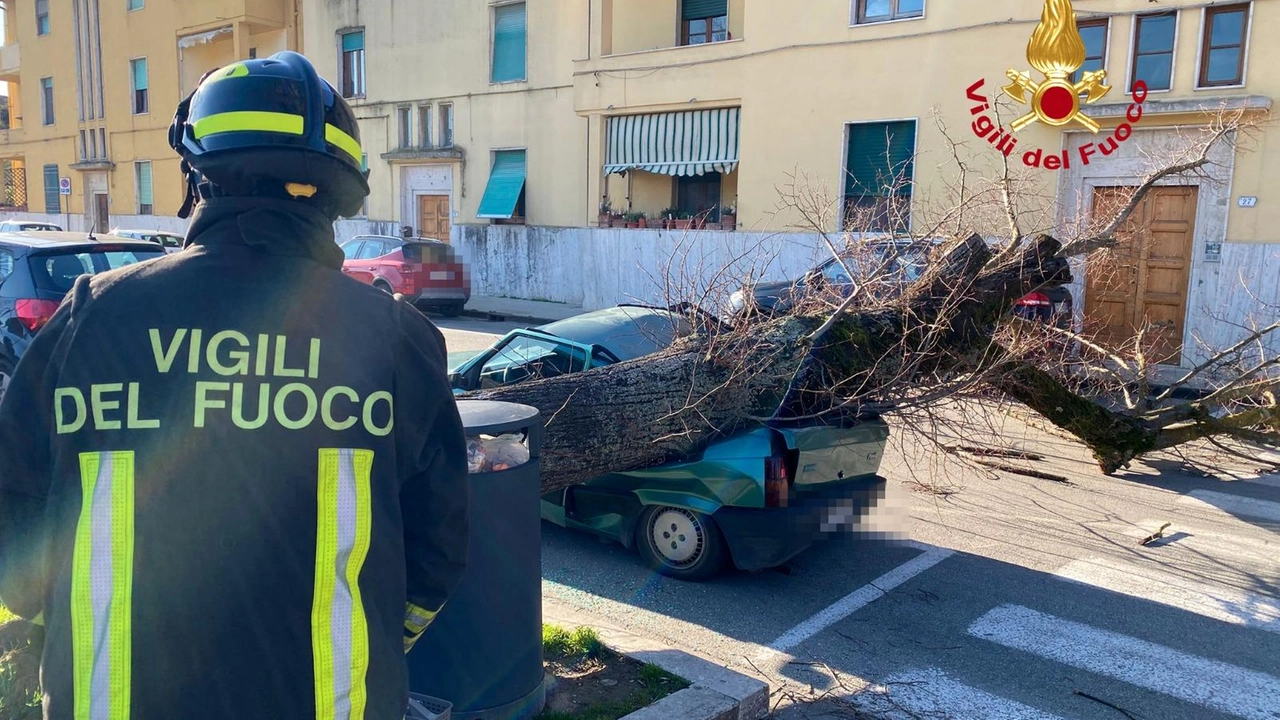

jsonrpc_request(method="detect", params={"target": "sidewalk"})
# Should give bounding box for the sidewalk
[461,296,583,324]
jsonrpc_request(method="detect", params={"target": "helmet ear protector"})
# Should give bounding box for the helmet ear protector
[168,51,371,220]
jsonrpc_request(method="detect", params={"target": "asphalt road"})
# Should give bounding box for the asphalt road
[431,315,528,355]
[438,321,1280,719]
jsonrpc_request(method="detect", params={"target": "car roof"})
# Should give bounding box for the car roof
[533,305,693,362]
[0,230,166,250]
[348,234,448,246]
[113,228,183,237]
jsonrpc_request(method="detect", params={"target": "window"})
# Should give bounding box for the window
[36,0,50,35]
[0,249,15,282]
[681,0,728,45]
[339,30,366,98]
[130,58,149,114]
[418,106,432,148]
[676,173,722,221]
[855,0,924,25]
[397,106,412,149]
[135,161,153,215]
[1131,12,1177,92]
[1200,4,1249,87]
[1073,19,1109,83]
[492,3,527,83]
[477,149,527,222]
[41,78,55,125]
[43,165,60,215]
[341,240,364,259]
[357,240,387,259]
[843,120,917,233]
[440,103,454,147]
[127,0,144,10]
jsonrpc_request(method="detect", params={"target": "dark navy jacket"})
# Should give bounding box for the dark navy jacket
[0,197,469,719]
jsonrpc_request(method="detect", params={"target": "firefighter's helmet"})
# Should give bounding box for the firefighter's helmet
[169,51,369,219]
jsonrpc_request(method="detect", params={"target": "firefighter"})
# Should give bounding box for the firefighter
[0,51,469,720]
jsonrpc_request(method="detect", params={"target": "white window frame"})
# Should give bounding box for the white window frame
[126,0,144,12]
[439,103,455,147]
[1126,10,1180,95]
[850,0,926,28]
[337,28,367,100]
[838,117,920,237]
[40,77,55,125]
[1072,16,1112,83]
[129,56,149,115]
[1194,2,1252,91]
[418,105,432,148]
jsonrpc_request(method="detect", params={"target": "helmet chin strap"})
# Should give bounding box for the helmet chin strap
[177,160,201,220]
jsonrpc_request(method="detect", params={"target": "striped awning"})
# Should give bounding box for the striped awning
[604,107,740,177]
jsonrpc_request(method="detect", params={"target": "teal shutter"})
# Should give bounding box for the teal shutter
[132,58,148,91]
[492,3,527,83]
[342,31,364,52]
[477,150,527,219]
[137,163,153,207]
[43,165,59,214]
[127,0,143,11]
[683,0,727,20]
[844,121,916,198]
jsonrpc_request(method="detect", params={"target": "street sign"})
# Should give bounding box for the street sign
[58,177,71,196]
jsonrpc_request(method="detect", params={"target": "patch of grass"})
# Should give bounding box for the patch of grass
[542,625,603,661]
[0,605,42,720]
[0,606,15,626]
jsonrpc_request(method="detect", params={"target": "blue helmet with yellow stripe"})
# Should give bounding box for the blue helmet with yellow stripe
[169,51,370,220]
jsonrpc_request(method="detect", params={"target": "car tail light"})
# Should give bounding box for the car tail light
[765,455,791,508]
[1017,291,1052,307]
[15,298,61,332]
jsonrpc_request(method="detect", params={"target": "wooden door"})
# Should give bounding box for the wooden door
[94,193,109,235]
[1084,186,1197,365]
[417,195,451,242]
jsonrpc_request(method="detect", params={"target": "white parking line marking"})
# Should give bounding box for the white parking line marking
[969,604,1280,720]
[1055,558,1280,634]
[861,668,1066,720]
[1179,490,1280,523]
[767,545,954,653]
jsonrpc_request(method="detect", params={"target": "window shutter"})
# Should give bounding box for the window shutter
[477,150,527,219]
[43,165,60,214]
[844,121,916,198]
[342,31,364,52]
[682,0,728,21]
[492,3,527,83]
[132,59,148,91]
[137,163,153,207]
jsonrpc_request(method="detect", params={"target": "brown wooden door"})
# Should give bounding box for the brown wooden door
[417,195,451,242]
[1084,186,1197,365]
[94,193,109,235]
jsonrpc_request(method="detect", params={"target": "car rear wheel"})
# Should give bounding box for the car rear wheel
[635,505,727,582]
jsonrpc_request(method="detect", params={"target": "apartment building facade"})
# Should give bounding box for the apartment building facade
[312,0,1277,370]
[0,0,301,232]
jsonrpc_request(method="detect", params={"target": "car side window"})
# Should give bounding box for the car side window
[341,241,365,260]
[0,249,14,282]
[478,335,588,389]
[357,241,386,260]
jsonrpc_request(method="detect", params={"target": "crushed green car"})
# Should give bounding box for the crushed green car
[450,305,889,581]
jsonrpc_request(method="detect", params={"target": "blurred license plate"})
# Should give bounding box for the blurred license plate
[429,271,453,281]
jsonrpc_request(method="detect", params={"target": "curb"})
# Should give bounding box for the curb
[543,601,769,720]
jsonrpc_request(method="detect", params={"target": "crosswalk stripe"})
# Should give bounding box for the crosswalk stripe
[968,604,1280,720]
[1179,490,1280,523]
[1247,474,1280,489]
[1055,558,1280,634]
[1110,519,1279,567]
[861,668,1066,720]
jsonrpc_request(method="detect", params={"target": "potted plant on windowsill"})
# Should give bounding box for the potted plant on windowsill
[624,212,641,229]
[636,212,649,229]
[673,211,694,231]
[660,207,678,230]
[721,202,737,231]
[598,199,612,228]
[610,211,627,228]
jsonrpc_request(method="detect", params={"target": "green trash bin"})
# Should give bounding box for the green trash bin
[407,400,546,720]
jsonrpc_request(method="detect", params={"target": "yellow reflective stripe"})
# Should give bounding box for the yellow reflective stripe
[325,124,364,165]
[312,449,373,720]
[404,603,438,635]
[192,111,305,140]
[202,62,250,86]
[72,451,135,720]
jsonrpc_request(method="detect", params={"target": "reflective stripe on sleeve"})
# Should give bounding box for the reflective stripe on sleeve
[72,451,135,720]
[312,449,373,720]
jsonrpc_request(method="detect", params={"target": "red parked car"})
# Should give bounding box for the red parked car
[339,234,470,316]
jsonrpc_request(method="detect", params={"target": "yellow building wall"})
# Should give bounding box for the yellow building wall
[577,0,1279,241]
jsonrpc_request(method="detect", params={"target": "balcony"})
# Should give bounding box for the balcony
[177,0,289,33]
[0,44,19,84]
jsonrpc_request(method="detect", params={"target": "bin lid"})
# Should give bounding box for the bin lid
[456,400,541,437]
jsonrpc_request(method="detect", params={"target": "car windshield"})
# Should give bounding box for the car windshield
[30,248,165,293]
[478,334,588,388]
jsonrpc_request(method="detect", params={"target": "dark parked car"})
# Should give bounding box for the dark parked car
[449,304,890,581]
[340,234,470,316]
[0,232,166,402]
[728,240,1073,326]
